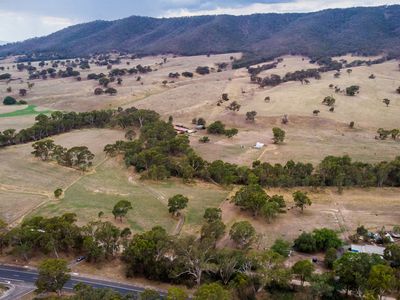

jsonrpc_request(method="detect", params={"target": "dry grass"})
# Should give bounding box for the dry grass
[0,129,125,224]
[220,187,400,248]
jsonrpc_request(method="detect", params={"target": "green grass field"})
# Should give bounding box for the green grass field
[32,159,229,234]
[0,105,51,118]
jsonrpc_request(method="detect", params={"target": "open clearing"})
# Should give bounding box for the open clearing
[32,158,228,234]
[220,187,400,248]
[1,53,400,239]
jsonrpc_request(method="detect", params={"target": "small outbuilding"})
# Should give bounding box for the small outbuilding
[254,142,265,149]
[350,244,385,256]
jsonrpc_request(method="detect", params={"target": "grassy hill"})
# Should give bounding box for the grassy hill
[1,5,400,61]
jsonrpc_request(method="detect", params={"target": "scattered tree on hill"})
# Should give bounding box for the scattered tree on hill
[3,96,17,105]
[397,86,400,94]
[346,85,360,96]
[19,88,27,96]
[222,93,229,101]
[0,73,11,80]
[322,96,335,106]
[227,101,241,111]
[347,69,352,76]
[349,121,355,129]
[182,72,193,78]
[167,194,189,216]
[196,66,210,75]
[54,188,63,199]
[293,191,312,212]
[313,110,320,116]
[369,74,376,79]
[94,87,104,95]
[229,221,256,249]
[104,87,117,95]
[112,200,132,222]
[246,111,257,122]
[6,87,11,93]
[35,258,70,296]
[272,127,285,144]
[382,98,390,107]
[391,129,399,140]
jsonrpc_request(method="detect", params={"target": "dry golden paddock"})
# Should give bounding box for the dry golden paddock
[0,53,399,245]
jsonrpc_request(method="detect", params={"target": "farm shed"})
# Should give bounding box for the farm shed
[350,244,385,256]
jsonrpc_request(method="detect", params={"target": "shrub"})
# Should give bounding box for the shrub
[3,96,17,105]
[207,121,225,134]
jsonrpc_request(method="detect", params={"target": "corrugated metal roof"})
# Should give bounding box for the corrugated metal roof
[350,244,385,256]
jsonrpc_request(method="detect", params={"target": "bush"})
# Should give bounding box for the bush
[324,247,337,269]
[104,87,117,95]
[182,71,193,78]
[271,239,291,257]
[207,121,225,134]
[94,88,104,95]
[199,136,210,143]
[195,66,210,75]
[224,128,238,138]
[3,96,17,105]
[313,228,342,250]
[346,85,360,96]
[54,188,63,198]
[294,232,317,253]
[0,73,11,80]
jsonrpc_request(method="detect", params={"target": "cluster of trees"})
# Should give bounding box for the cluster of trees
[0,109,116,147]
[195,66,210,75]
[207,121,238,138]
[2,95,26,105]
[32,139,94,171]
[247,61,278,76]
[294,228,342,253]
[7,211,400,300]
[232,184,312,222]
[377,128,399,140]
[104,111,400,189]
[251,68,321,87]
[0,73,11,80]
[231,184,287,222]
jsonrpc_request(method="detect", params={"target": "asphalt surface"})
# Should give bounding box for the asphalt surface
[0,264,166,299]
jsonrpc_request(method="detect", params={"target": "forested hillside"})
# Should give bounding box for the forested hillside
[1,5,400,62]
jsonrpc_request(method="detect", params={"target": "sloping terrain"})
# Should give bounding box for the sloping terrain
[1,6,400,59]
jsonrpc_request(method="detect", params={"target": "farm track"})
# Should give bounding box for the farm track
[7,157,110,228]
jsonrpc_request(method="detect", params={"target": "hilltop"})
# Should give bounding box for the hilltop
[1,5,400,62]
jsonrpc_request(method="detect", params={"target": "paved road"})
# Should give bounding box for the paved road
[0,265,166,299]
